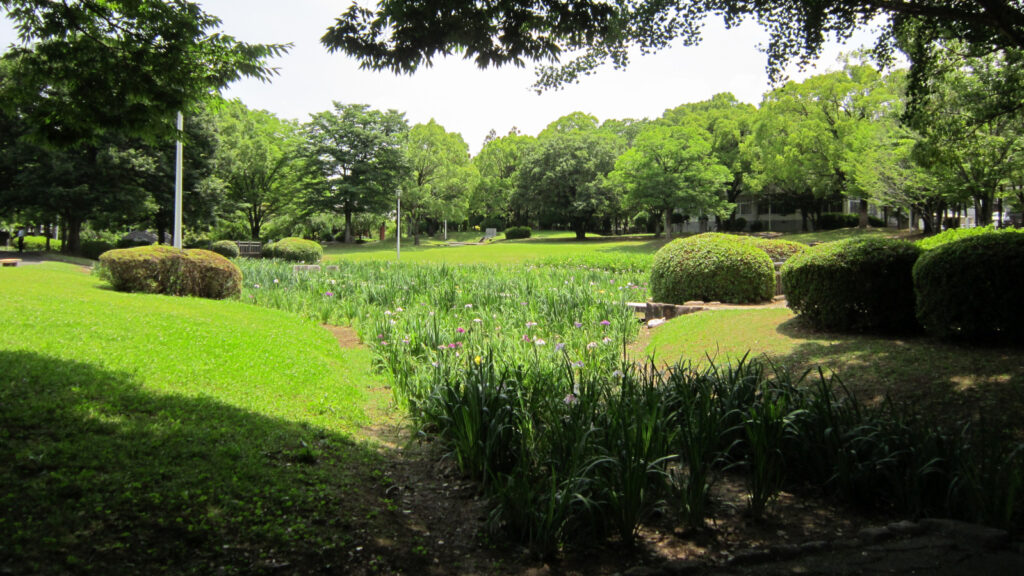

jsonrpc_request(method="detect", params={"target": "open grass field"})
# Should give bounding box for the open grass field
[642,308,1024,436]
[0,263,400,575]
[323,232,666,265]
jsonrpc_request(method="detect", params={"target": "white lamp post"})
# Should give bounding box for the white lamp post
[173,111,183,249]
[396,188,401,262]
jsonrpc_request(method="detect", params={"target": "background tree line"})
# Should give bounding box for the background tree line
[4,50,1024,251]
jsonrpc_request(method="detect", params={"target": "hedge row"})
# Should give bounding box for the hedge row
[97,245,242,300]
[781,232,1024,342]
[504,226,532,240]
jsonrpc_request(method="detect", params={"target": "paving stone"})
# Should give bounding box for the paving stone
[920,518,1010,550]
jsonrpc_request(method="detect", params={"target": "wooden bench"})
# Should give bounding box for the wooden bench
[1,258,21,267]
[236,241,262,258]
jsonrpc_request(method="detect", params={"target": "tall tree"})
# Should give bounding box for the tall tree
[303,103,409,244]
[660,93,759,225]
[214,101,302,240]
[402,120,472,245]
[517,115,623,239]
[1,0,287,145]
[610,124,732,239]
[470,131,535,225]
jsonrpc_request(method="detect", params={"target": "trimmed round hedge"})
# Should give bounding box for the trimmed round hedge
[650,233,774,304]
[263,237,322,262]
[913,233,1024,342]
[781,237,920,332]
[98,245,241,299]
[211,240,240,259]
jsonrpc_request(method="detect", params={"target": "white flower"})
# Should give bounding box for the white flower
[396,307,404,312]
[465,304,473,308]
[273,278,279,284]
[253,284,261,289]
[535,339,547,346]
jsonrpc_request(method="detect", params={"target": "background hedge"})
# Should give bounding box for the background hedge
[650,233,774,304]
[733,235,808,262]
[262,237,322,263]
[916,224,1024,251]
[781,237,921,332]
[913,233,1024,343]
[504,226,532,240]
[211,240,240,259]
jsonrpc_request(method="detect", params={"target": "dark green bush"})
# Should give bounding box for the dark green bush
[504,226,532,240]
[79,240,115,260]
[479,215,505,231]
[97,245,241,299]
[916,224,1024,251]
[262,237,322,262]
[210,240,240,259]
[720,217,747,232]
[782,237,921,332]
[650,233,774,304]
[913,233,1024,342]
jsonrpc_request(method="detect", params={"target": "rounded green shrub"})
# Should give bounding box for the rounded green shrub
[263,237,322,262]
[650,233,774,304]
[916,224,1024,252]
[781,237,921,332]
[210,240,240,259]
[913,233,1024,342]
[97,245,241,299]
[79,239,115,260]
[504,226,532,240]
[181,249,242,299]
[21,235,61,251]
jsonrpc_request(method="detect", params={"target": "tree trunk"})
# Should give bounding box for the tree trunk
[573,218,587,240]
[344,209,353,243]
[977,194,993,226]
[63,213,83,255]
[800,208,810,232]
[663,209,673,241]
[858,198,869,229]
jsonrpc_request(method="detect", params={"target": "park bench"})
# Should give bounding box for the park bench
[1,258,21,267]
[236,241,262,258]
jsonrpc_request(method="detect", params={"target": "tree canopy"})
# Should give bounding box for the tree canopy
[0,0,288,145]
[322,0,1024,93]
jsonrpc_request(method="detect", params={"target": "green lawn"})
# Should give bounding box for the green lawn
[324,233,667,264]
[643,308,1024,433]
[0,263,394,575]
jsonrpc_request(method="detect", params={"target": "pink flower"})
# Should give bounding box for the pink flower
[600,320,610,326]
[456,327,466,334]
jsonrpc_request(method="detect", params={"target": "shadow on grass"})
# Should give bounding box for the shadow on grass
[772,317,1024,436]
[0,351,454,575]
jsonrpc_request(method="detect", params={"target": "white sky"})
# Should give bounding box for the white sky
[1,0,886,154]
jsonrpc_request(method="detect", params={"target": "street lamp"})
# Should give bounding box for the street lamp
[396,188,401,263]
[173,111,183,249]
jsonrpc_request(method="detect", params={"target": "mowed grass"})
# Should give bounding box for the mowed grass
[324,233,666,265]
[643,308,1024,435]
[780,226,920,244]
[0,263,392,575]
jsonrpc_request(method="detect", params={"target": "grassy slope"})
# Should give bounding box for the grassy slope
[0,263,390,575]
[780,226,918,245]
[644,308,1024,432]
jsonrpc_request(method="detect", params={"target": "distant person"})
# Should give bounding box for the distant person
[16,228,26,252]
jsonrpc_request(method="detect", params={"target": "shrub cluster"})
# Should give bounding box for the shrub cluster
[79,240,115,260]
[262,237,322,262]
[913,233,1024,342]
[916,224,1024,251]
[504,226,532,240]
[98,245,241,299]
[650,233,774,304]
[782,237,920,332]
[210,240,240,259]
[719,217,747,232]
[817,212,885,230]
[19,235,61,251]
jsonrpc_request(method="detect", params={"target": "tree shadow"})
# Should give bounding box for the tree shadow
[771,317,1024,435]
[0,350,494,575]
